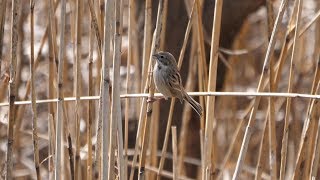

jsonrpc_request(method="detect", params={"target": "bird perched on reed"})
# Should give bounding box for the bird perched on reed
[152,51,202,116]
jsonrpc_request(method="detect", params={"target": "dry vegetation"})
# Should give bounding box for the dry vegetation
[0,0,320,180]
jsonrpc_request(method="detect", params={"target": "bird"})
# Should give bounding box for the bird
[152,51,202,116]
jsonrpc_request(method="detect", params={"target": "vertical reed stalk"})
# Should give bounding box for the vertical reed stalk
[266,1,277,178]
[48,114,56,178]
[126,0,134,177]
[203,0,223,179]
[47,0,57,177]
[48,0,57,121]
[0,0,7,75]
[171,126,178,180]
[30,0,41,179]
[127,1,153,178]
[100,0,113,179]
[55,0,66,178]
[147,101,160,180]
[232,0,289,178]
[117,1,125,179]
[87,4,95,180]
[107,0,124,179]
[74,0,82,179]
[5,0,19,179]
[90,0,104,175]
[194,0,207,132]
[141,0,152,92]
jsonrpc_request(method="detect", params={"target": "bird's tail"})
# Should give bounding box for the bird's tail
[183,92,202,117]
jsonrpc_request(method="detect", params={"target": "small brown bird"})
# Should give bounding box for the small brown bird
[152,51,202,116]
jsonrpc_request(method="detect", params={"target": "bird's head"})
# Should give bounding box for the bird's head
[152,51,177,68]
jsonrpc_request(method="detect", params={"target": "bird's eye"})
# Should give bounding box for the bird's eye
[160,55,164,58]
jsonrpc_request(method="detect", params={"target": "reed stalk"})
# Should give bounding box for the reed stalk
[87,4,95,179]
[107,0,124,179]
[54,0,66,178]
[203,0,223,179]
[30,0,41,179]
[172,126,178,180]
[5,0,19,179]
[100,0,113,179]
[0,0,7,75]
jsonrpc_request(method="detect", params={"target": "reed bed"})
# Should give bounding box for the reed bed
[1,0,320,180]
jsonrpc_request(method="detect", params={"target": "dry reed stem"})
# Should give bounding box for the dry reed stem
[265,1,277,179]
[280,0,302,179]
[91,0,104,176]
[147,101,160,180]
[141,0,153,93]
[54,0,66,178]
[5,0,19,179]
[194,0,207,132]
[30,0,41,179]
[74,0,82,179]
[87,5,95,179]
[138,1,153,176]
[156,1,195,178]
[0,0,7,75]
[195,0,207,91]
[310,94,320,178]
[108,0,125,179]
[48,114,56,177]
[100,0,113,179]
[232,0,289,178]
[172,127,178,180]
[87,0,102,61]
[131,0,140,99]
[95,0,103,96]
[133,5,153,172]
[47,0,57,176]
[203,0,223,179]
[126,0,135,178]
[47,0,57,122]
[138,0,165,179]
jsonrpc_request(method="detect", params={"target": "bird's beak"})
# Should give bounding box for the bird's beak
[152,54,159,60]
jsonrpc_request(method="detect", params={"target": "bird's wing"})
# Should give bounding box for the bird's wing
[166,70,184,99]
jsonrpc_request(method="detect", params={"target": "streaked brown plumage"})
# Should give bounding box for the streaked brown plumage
[153,51,202,116]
